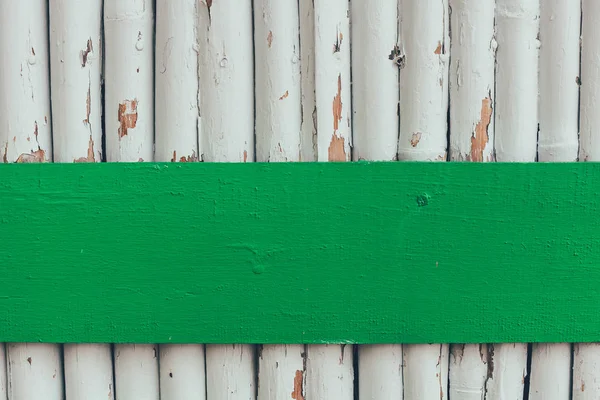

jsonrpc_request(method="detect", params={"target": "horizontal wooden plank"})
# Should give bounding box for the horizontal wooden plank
[0,162,597,344]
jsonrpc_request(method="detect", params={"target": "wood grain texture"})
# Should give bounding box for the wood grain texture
[0,162,599,344]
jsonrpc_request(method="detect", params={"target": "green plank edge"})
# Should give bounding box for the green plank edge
[0,161,597,344]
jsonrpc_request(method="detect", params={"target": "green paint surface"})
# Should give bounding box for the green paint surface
[0,162,598,344]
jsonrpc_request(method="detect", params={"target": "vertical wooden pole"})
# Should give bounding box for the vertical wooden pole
[0,3,60,398]
[537,0,580,162]
[64,345,114,400]
[154,2,205,399]
[113,345,160,400]
[104,1,158,399]
[484,345,528,398]
[397,0,449,162]
[449,345,490,400]
[447,1,495,396]
[254,0,302,162]
[0,0,53,163]
[253,2,305,398]
[494,0,539,161]
[0,345,7,400]
[573,3,600,397]
[528,2,579,399]
[257,345,305,400]
[50,0,104,163]
[573,344,600,400]
[306,2,354,396]
[50,2,113,396]
[313,0,352,161]
[529,344,571,400]
[579,0,600,161]
[305,345,353,400]
[350,1,402,397]
[197,0,254,163]
[351,0,399,161]
[489,1,538,396]
[298,0,317,161]
[448,0,495,162]
[160,345,207,400]
[7,343,63,400]
[398,1,450,397]
[155,0,200,163]
[403,345,449,400]
[206,345,256,400]
[104,0,155,163]
[359,345,403,400]
[197,1,256,398]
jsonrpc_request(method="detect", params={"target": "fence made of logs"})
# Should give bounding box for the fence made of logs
[0,0,593,399]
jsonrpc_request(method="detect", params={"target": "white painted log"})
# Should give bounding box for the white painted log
[257,345,305,400]
[537,0,580,162]
[159,344,206,400]
[104,0,155,162]
[206,344,256,400]
[155,0,200,163]
[358,345,403,400]
[113,344,160,400]
[351,1,403,388]
[64,344,115,400]
[6,343,63,400]
[50,3,111,394]
[49,0,103,163]
[198,3,255,396]
[449,0,496,162]
[313,0,352,161]
[253,1,304,392]
[528,343,571,400]
[530,10,578,392]
[449,344,489,400]
[0,0,52,163]
[398,0,449,392]
[484,343,528,400]
[254,0,302,162]
[350,0,399,161]
[494,0,540,162]
[197,0,254,162]
[573,343,600,400]
[397,0,449,161]
[298,0,317,161]
[0,345,7,399]
[579,0,600,161]
[305,344,353,400]
[403,344,448,400]
[105,4,158,398]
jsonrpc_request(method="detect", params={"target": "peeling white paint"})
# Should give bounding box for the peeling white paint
[403,344,449,400]
[254,0,302,162]
[449,0,496,162]
[155,0,200,163]
[313,0,352,161]
[0,0,52,163]
[398,0,449,161]
[104,0,155,162]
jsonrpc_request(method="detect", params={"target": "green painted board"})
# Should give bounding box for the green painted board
[0,162,598,344]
